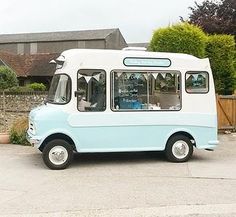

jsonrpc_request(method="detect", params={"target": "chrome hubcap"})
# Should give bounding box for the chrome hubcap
[172,140,189,159]
[49,146,68,165]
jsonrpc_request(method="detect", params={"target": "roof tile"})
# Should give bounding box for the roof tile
[0,52,58,77]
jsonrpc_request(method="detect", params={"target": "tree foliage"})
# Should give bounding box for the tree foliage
[206,34,236,94]
[185,0,236,35]
[0,66,18,90]
[150,23,207,58]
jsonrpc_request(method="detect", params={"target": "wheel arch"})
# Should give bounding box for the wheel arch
[39,133,77,152]
[166,131,196,148]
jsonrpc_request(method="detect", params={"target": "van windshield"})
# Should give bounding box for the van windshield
[47,74,71,104]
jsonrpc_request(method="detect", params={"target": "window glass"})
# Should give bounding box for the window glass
[112,71,181,111]
[77,69,106,112]
[47,74,71,104]
[186,72,209,93]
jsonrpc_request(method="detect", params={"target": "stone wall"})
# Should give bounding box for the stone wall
[0,92,47,132]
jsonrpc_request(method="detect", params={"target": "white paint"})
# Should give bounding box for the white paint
[56,49,216,115]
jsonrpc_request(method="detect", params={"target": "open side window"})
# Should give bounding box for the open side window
[77,69,106,112]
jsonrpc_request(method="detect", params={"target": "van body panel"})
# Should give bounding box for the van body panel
[27,49,218,155]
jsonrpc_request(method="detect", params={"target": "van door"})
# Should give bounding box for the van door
[68,69,110,151]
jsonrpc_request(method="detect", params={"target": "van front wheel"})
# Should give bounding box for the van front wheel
[165,135,193,162]
[43,139,73,170]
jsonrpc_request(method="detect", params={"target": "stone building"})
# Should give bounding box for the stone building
[0,28,127,55]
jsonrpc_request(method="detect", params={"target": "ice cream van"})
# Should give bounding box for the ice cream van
[27,48,219,169]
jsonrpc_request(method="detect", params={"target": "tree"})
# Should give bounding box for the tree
[0,66,18,90]
[206,35,236,94]
[150,23,207,58]
[184,0,236,35]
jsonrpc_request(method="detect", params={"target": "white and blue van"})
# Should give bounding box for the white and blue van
[27,48,219,169]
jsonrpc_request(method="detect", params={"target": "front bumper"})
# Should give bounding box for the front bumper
[26,131,42,148]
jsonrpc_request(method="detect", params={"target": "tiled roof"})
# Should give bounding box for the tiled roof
[0,52,58,77]
[0,28,118,44]
[0,59,5,66]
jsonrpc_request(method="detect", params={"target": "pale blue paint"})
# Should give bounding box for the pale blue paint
[27,104,218,152]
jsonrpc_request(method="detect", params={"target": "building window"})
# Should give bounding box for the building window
[30,43,38,54]
[186,72,209,93]
[17,43,24,54]
[111,71,181,111]
[77,69,106,112]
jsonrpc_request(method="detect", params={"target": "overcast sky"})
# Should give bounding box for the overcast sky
[0,0,205,43]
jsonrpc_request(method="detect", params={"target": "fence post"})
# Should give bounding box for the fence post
[234,95,236,130]
[216,94,219,130]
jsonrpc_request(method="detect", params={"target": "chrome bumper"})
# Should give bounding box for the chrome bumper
[26,131,41,148]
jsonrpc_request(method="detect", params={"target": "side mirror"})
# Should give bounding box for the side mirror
[74,91,80,97]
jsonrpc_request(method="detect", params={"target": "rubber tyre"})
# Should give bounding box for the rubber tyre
[165,135,193,162]
[42,139,73,170]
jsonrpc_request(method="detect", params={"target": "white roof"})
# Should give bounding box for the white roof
[61,49,199,60]
[58,49,210,72]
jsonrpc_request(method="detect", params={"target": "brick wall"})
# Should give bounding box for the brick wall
[0,92,47,132]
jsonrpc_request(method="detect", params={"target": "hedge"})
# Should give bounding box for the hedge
[26,82,47,91]
[150,23,207,58]
[206,35,236,95]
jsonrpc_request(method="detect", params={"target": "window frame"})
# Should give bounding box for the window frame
[76,69,107,112]
[47,73,72,105]
[185,71,210,94]
[110,69,182,112]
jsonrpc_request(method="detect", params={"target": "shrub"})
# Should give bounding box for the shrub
[0,66,18,90]
[150,22,207,58]
[26,83,46,91]
[5,86,32,92]
[10,117,30,146]
[206,34,236,95]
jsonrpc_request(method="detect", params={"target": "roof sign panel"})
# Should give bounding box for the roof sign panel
[123,57,171,67]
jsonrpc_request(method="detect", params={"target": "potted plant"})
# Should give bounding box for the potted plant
[0,133,10,144]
